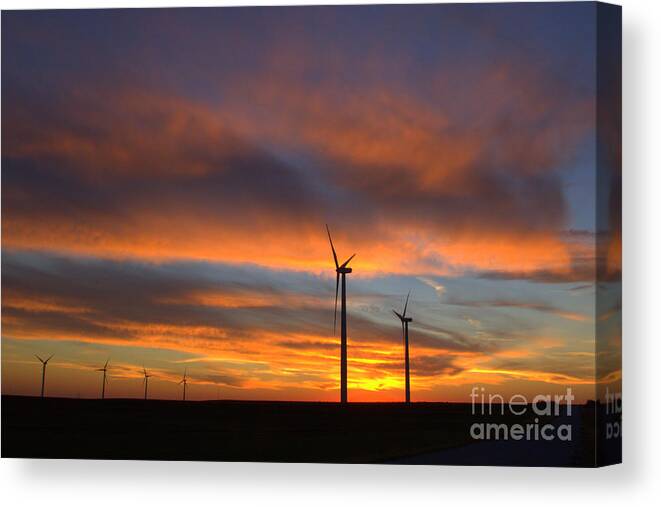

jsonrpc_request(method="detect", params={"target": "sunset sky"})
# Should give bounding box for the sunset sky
[1,3,621,402]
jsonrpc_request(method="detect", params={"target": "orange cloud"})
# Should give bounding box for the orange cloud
[3,54,596,281]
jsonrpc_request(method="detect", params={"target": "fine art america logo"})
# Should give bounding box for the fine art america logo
[469,387,574,442]
[605,387,622,440]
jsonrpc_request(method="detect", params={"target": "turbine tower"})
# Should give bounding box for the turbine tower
[179,369,188,401]
[96,359,110,399]
[393,292,413,404]
[35,354,53,398]
[142,367,153,400]
[326,224,356,404]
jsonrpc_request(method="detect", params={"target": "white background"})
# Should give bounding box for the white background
[0,0,658,505]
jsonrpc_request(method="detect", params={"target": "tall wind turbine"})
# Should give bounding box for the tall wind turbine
[179,369,188,401]
[35,354,53,398]
[142,367,153,400]
[326,224,356,404]
[393,292,413,404]
[96,359,110,399]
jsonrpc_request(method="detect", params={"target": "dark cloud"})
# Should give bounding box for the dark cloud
[476,266,593,284]
[2,5,598,280]
[193,372,246,388]
[1,251,481,354]
[275,340,337,351]
[567,284,594,292]
[440,298,588,322]
[374,354,465,378]
[411,355,465,377]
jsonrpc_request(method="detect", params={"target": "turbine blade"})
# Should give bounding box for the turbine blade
[35,355,44,363]
[334,272,339,333]
[45,354,54,364]
[326,224,339,268]
[393,310,403,320]
[340,253,356,268]
[104,359,109,369]
[403,291,411,317]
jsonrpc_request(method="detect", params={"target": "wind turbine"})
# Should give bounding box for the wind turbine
[179,369,188,401]
[326,224,356,404]
[35,354,53,398]
[142,367,153,400]
[96,359,110,399]
[393,291,413,404]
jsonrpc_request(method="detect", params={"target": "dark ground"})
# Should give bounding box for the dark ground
[1,395,597,466]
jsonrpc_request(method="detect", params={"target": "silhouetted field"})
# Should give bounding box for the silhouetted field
[1,396,598,465]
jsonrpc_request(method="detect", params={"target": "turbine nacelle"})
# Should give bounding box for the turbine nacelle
[393,291,413,324]
[392,310,412,323]
[35,354,53,365]
[336,266,352,274]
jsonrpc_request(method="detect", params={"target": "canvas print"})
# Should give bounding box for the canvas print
[1,2,621,467]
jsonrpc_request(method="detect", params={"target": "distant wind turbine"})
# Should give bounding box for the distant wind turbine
[179,369,188,401]
[142,367,153,400]
[35,354,53,398]
[96,359,110,399]
[326,224,356,404]
[393,292,413,404]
